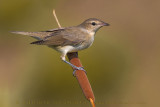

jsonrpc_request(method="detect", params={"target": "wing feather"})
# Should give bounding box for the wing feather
[40,27,87,46]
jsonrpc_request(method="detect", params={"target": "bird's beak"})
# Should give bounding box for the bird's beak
[101,22,110,26]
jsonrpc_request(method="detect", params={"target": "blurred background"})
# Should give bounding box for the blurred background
[0,0,160,107]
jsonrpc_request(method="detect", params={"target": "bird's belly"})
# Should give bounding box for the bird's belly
[54,44,91,53]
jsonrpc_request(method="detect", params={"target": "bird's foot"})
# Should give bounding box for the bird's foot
[73,67,87,76]
[61,59,87,76]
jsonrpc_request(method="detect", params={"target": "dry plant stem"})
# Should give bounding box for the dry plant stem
[53,9,62,28]
[53,9,95,106]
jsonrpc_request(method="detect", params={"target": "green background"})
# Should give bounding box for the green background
[0,0,160,107]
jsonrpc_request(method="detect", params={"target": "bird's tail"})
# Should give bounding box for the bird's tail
[11,31,51,40]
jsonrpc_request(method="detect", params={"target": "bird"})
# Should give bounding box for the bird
[12,18,109,75]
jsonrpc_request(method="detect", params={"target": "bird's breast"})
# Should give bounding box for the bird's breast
[75,34,95,51]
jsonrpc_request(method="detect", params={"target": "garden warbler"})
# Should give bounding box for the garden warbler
[12,18,109,75]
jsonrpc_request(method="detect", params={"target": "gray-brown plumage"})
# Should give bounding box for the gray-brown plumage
[12,18,109,75]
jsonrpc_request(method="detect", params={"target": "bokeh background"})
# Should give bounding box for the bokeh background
[0,0,160,107]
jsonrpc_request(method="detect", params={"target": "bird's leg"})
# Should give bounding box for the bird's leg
[61,53,86,76]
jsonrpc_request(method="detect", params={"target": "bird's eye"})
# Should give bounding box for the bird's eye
[91,22,96,26]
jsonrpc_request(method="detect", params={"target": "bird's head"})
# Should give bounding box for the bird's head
[78,18,109,32]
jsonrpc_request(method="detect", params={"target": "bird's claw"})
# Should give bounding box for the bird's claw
[73,67,87,76]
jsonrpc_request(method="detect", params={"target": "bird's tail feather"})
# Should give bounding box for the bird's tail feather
[11,31,49,40]
[11,31,34,36]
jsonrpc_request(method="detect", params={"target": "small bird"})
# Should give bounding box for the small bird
[12,18,109,75]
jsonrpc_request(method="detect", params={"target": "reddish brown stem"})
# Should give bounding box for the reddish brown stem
[67,52,95,102]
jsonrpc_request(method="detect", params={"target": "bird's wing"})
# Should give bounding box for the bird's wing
[32,27,87,46]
